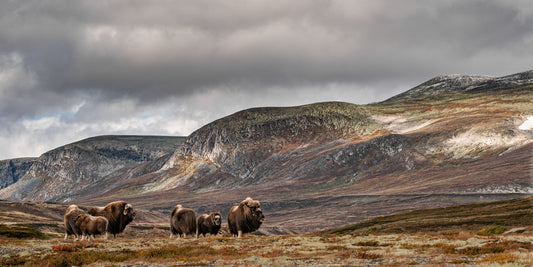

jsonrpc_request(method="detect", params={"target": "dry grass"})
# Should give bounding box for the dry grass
[0,231,532,266]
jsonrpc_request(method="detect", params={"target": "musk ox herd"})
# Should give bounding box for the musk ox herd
[64,201,136,241]
[64,197,264,241]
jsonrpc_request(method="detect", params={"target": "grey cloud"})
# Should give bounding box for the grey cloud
[2,1,532,102]
[1,0,532,159]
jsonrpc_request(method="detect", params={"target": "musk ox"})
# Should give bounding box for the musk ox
[88,201,135,237]
[228,197,265,238]
[197,212,222,238]
[170,205,197,238]
[75,214,109,240]
[64,204,85,240]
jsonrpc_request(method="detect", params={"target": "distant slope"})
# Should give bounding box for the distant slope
[0,157,36,189]
[0,136,185,202]
[322,196,533,234]
[384,70,533,102]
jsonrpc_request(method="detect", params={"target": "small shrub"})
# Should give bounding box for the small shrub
[52,245,76,252]
[354,240,380,247]
[0,224,47,239]
[476,253,520,265]
[459,245,505,256]
[327,245,348,251]
[0,255,28,266]
[44,250,136,267]
[450,259,473,264]
[478,226,507,235]
[355,250,381,260]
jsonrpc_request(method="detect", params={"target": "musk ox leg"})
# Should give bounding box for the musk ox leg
[237,230,242,238]
[64,233,68,240]
[104,232,108,240]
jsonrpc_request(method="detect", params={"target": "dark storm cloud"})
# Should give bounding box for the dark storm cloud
[2,1,531,103]
[1,0,532,159]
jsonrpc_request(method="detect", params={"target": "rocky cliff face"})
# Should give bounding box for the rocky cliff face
[0,136,185,202]
[0,158,36,189]
[164,102,380,179]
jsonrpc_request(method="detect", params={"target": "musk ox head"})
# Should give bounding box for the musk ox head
[213,213,222,226]
[242,197,264,225]
[124,203,135,218]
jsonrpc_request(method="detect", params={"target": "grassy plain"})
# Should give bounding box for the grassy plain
[1,230,532,266]
[1,196,532,266]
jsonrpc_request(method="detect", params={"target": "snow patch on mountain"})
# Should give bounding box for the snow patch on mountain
[444,130,531,159]
[518,116,533,130]
[372,115,437,134]
[469,184,533,194]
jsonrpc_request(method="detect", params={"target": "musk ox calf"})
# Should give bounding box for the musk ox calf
[64,204,85,240]
[75,214,109,240]
[197,212,222,238]
[228,197,265,238]
[170,205,197,238]
[88,201,135,237]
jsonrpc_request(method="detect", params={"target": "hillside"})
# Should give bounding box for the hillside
[385,70,533,102]
[322,196,533,235]
[0,70,532,234]
[0,136,185,202]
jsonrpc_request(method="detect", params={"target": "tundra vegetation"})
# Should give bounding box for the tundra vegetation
[0,197,531,266]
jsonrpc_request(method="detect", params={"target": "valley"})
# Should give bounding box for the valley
[0,71,531,235]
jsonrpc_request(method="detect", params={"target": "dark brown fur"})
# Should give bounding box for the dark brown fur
[227,197,264,237]
[170,205,197,238]
[197,212,222,238]
[64,204,85,240]
[88,201,135,237]
[75,214,108,240]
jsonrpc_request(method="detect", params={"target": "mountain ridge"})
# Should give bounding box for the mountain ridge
[384,70,533,102]
[0,135,185,202]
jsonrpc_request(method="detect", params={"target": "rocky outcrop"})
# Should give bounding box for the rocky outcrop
[163,102,381,179]
[0,136,185,202]
[0,158,36,189]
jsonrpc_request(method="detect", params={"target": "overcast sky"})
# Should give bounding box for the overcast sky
[1,0,532,160]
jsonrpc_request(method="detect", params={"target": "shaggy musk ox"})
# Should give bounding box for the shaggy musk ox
[64,204,85,240]
[170,205,197,238]
[228,197,265,238]
[88,201,135,237]
[197,212,222,238]
[75,214,109,240]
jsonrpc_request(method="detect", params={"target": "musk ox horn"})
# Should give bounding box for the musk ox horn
[123,204,132,216]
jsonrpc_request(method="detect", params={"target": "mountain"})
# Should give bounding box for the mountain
[0,71,532,234]
[385,70,533,102]
[0,158,37,189]
[0,136,185,202]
